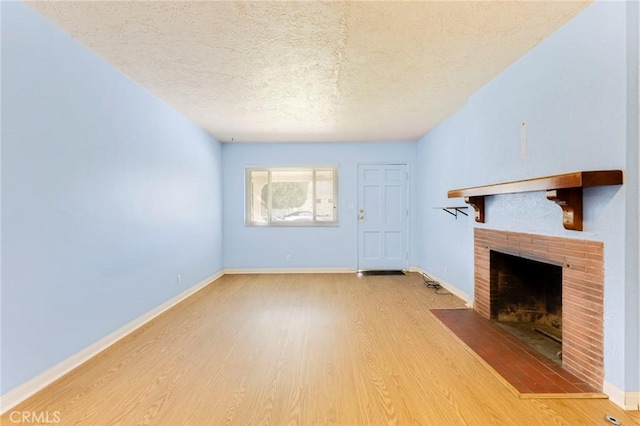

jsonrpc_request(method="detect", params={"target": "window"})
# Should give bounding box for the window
[246,167,338,226]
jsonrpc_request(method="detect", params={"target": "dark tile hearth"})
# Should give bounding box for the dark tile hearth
[430,308,603,397]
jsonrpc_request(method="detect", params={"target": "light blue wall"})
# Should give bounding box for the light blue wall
[416,1,638,393]
[1,2,223,394]
[222,142,417,270]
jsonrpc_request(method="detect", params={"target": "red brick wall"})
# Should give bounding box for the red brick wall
[474,228,604,390]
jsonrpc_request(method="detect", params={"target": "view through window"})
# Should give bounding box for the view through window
[246,167,338,226]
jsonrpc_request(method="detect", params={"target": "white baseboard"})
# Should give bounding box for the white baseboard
[409,266,473,307]
[223,267,355,274]
[0,271,224,415]
[603,381,640,411]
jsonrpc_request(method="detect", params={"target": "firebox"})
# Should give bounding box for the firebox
[490,251,563,341]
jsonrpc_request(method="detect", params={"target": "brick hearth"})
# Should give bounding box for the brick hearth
[474,228,604,390]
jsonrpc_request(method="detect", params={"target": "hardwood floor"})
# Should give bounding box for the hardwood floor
[2,273,637,425]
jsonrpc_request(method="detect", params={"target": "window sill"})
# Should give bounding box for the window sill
[245,222,339,228]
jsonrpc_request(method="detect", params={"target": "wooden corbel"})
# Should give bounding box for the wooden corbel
[546,188,583,231]
[464,196,485,223]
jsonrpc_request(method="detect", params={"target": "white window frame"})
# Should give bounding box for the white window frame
[245,166,339,227]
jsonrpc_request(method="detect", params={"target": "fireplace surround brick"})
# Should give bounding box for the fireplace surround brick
[474,228,604,390]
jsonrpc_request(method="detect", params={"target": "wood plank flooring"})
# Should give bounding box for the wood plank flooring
[2,273,637,425]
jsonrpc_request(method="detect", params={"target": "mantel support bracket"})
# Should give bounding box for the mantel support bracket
[464,196,485,223]
[546,188,583,231]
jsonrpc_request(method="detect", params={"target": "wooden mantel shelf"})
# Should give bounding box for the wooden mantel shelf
[447,170,623,231]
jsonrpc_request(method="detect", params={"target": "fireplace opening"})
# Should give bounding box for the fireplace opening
[490,250,563,363]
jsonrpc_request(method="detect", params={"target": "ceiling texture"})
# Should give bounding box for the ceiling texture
[27,1,590,143]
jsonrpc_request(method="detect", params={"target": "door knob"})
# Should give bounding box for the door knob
[359,215,364,220]
[360,209,364,213]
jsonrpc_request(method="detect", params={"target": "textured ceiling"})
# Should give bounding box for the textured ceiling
[27,1,590,143]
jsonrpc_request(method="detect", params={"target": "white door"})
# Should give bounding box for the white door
[357,164,408,271]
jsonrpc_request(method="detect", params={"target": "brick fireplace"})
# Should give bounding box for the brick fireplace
[474,228,604,389]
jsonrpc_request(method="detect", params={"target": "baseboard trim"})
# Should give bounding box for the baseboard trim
[0,271,224,415]
[409,266,473,307]
[603,381,640,411]
[223,267,355,274]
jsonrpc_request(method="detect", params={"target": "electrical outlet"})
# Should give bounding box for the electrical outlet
[444,265,449,273]
[177,274,182,286]
[286,254,292,262]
